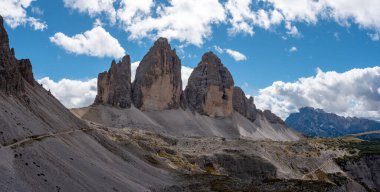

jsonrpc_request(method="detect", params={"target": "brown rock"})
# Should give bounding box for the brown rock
[94,55,132,108]
[232,86,257,121]
[132,37,182,111]
[184,52,234,117]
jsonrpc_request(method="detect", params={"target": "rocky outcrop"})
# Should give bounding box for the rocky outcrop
[0,16,34,95]
[17,59,34,86]
[132,37,182,111]
[263,110,286,124]
[232,86,257,121]
[94,55,132,108]
[184,52,234,117]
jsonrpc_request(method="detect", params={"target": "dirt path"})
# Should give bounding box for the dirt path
[0,128,91,151]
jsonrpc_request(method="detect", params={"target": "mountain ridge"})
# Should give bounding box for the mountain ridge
[286,107,380,137]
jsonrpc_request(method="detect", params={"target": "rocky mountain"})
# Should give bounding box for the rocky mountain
[286,107,380,137]
[2,15,379,192]
[85,44,298,141]
[184,52,234,117]
[94,55,132,108]
[132,37,182,111]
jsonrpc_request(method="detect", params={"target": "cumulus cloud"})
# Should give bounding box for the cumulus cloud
[0,0,47,30]
[117,0,153,25]
[255,67,380,120]
[38,77,97,109]
[225,49,247,61]
[126,0,226,46]
[213,46,247,61]
[63,0,117,23]
[289,46,297,52]
[50,26,125,58]
[181,66,194,88]
[61,0,380,43]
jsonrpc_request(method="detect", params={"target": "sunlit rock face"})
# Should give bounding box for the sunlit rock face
[132,37,182,111]
[184,52,234,117]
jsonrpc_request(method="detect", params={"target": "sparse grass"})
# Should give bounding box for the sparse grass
[157,150,198,172]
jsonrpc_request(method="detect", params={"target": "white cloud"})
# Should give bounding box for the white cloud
[181,66,193,88]
[214,46,247,61]
[31,6,44,16]
[125,0,226,46]
[130,61,140,82]
[117,0,153,25]
[289,46,297,52]
[213,45,224,54]
[368,32,379,41]
[50,26,125,58]
[63,0,117,23]
[61,0,380,43]
[38,77,97,109]
[225,49,247,61]
[225,0,255,36]
[255,67,380,120]
[0,0,47,30]
[285,21,301,38]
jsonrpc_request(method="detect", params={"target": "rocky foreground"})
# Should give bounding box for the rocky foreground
[0,15,379,192]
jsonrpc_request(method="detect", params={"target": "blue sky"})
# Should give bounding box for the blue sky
[1,0,380,120]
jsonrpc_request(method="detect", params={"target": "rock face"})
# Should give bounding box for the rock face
[232,86,257,121]
[184,52,234,117]
[132,37,182,111]
[285,107,380,137]
[94,55,132,108]
[263,110,286,124]
[0,16,34,95]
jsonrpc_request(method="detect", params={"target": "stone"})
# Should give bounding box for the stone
[184,51,234,117]
[132,37,182,111]
[232,86,257,121]
[94,55,132,108]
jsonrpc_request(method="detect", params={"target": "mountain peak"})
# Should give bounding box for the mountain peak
[0,15,9,49]
[132,37,182,111]
[94,54,132,108]
[286,107,380,137]
[184,51,234,117]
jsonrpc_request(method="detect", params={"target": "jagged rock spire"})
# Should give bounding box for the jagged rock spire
[94,55,132,108]
[184,51,234,117]
[232,86,257,121]
[132,37,182,111]
[0,15,35,94]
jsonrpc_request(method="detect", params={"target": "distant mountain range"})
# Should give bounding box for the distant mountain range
[285,107,380,137]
